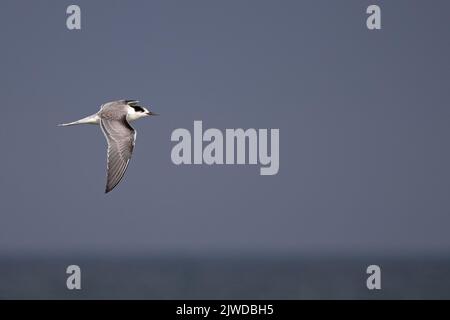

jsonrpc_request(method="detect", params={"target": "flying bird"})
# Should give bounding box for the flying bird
[58,99,157,193]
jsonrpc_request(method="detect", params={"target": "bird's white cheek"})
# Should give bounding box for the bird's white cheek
[126,113,141,122]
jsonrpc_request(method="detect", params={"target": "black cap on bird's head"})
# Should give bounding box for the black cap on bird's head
[125,99,158,116]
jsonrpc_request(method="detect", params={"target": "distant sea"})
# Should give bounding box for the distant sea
[0,253,449,299]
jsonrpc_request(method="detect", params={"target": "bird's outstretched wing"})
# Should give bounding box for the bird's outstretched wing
[100,117,136,193]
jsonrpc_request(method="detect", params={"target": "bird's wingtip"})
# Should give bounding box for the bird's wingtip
[105,185,114,193]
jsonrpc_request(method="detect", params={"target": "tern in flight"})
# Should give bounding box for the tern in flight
[58,99,157,193]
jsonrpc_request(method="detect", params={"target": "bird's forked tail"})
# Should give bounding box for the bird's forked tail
[57,114,99,127]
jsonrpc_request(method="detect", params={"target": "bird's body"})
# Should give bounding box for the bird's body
[58,99,157,193]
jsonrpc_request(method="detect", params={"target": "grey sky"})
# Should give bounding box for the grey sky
[0,0,449,255]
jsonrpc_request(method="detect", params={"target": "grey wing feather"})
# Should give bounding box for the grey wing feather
[100,117,136,193]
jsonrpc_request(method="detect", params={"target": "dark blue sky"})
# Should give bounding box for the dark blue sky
[0,0,449,255]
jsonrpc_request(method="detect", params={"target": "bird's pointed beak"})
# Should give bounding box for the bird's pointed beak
[147,111,158,116]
